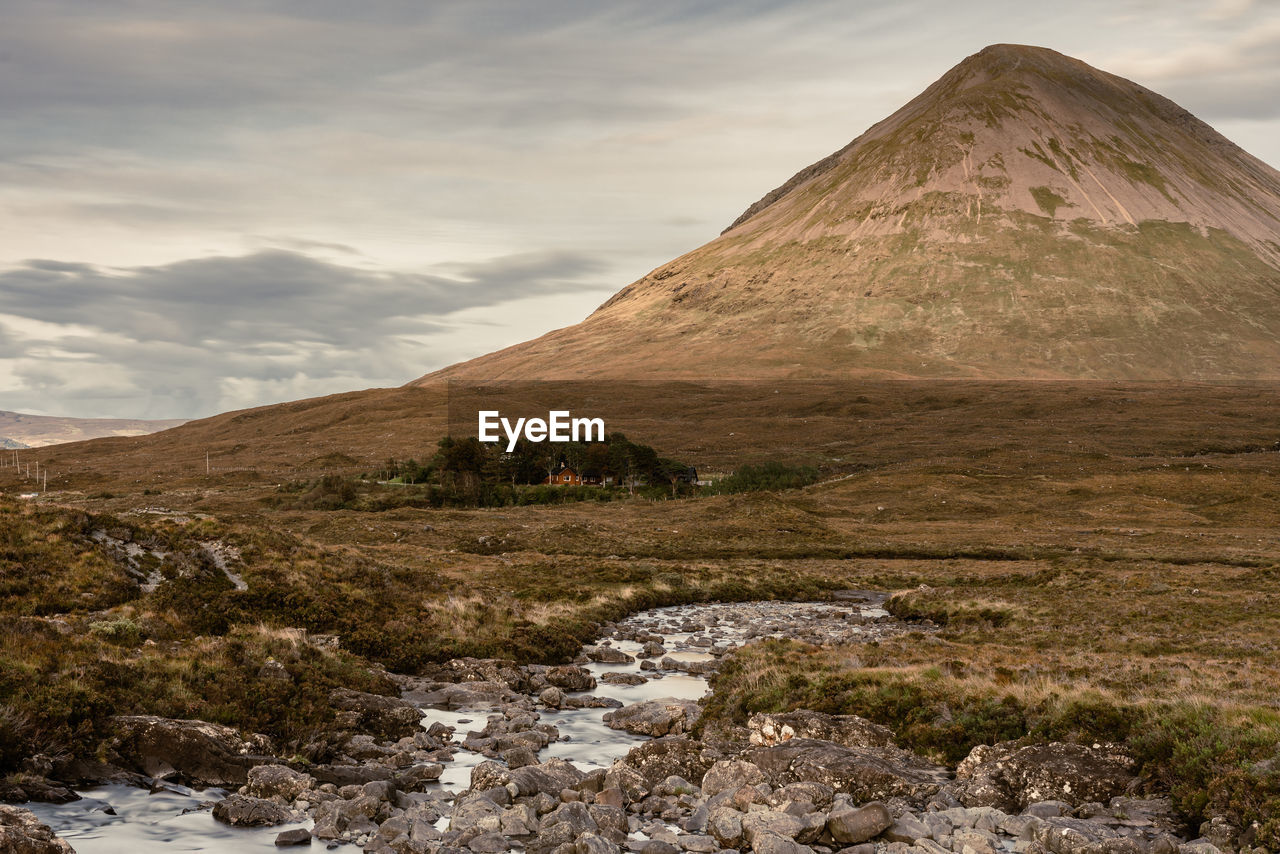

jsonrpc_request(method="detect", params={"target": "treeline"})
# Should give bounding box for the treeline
[278,435,822,511]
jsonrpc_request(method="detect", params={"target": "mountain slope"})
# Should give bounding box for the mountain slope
[421,44,1280,382]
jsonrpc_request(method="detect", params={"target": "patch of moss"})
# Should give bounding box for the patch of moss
[1029,186,1070,218]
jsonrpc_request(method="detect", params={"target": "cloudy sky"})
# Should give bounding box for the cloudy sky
[3,0,1278,419]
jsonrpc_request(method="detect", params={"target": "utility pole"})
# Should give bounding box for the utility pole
[206,451,210,474]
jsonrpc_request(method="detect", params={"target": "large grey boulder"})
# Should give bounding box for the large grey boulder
[623,736,721,789]
[701,759,766,798]
[603,699,701,737]
[329,688,423,740]
[244,764,315,802]
[748,738,941,803]
[212,794,295,827]
[953,742,1137,812]
[110,715,272,787]
[0,805,75,854]
[826,801,892,845]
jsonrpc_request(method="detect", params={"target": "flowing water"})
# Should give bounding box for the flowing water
[27,597,892,853]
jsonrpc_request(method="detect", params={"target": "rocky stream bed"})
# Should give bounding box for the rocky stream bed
[4,595,1250,854]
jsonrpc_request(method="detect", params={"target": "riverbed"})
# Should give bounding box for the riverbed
[28,596,895,853]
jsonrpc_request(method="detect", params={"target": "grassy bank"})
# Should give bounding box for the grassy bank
[701,571,1280,845]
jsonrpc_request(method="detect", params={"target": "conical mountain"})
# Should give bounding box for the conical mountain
[424,44,1280,382]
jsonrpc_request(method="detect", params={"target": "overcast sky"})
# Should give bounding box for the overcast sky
[3,0,1278,419]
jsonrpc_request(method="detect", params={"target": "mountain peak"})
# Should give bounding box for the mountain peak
[423,46,1280,383]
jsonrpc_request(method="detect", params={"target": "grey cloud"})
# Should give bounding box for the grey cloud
[0,249,606,349]
[0,248,609,417]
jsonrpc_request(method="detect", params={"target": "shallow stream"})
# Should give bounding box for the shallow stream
[28,596,892,853]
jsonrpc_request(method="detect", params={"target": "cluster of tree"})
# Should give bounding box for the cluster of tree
[384,433,691,493]
[702,461,819,494]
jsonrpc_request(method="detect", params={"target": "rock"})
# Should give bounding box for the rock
[540,801,599,837]
[623,736,722,789]
[584,646,635,664]
[424,657,534,692]
[742,810,805,843]
[750,833,814,854]
[395,763,445,790]
[274,828,313,846]
[546,665,597,692]
[708,806,744,848]
[677,834,717,852]
[702,760,766,798]
[767,782,834,811]
[603,762,648,802]
[882,813,929,843]
[1030,816,1124,853]
[110,715,272,787]
[213,794,295,827]
[588,804,629,843]
[1199,815,1241,850]
[747,711,895,749]
[0,805,75,854]
[659,657,716,676]
[245,764,315,802]
[826,802,892,845]
[468,831,511,853]
[603,699,700,737]
[594,787,625,808]
[575,832,620,854]
[309,763,395,787]
[509,759,588,797]
[500,804,539,836]
[450,793,504,833]
[640,642,667,658]
[540,687,566,708]
[329,688,423,740]
[502,747,539,769]
[600,672,647,686]
[1024,800,1071,818]
[954,742,1137,813]
[748,739,941,803]
[642,841,679,854]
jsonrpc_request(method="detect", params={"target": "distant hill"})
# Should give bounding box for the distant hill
[0,410,187,448]
[421,44,1280,382]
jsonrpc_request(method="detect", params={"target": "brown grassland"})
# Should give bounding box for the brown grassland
[2,380,1279,839]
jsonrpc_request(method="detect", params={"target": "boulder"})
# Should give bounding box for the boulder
[742,810,805,843]
[329,688,423,740]
[584,646,635,664]
[826,801,892,845]
[748,739,941,803]
[213,794,295,827]
[546,665,597,692]
[708,805,744,848]
[274,827,313,846]
[953,742,1137,812]
[603,699,701,737]
[747,711,895,749]
[623,736,722,789]
[244,764,315,802]
[110,715,271,787]
[508,759,587,797]
[701,760,766,798]
[0,805,74,854]
[425,658,534,692]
